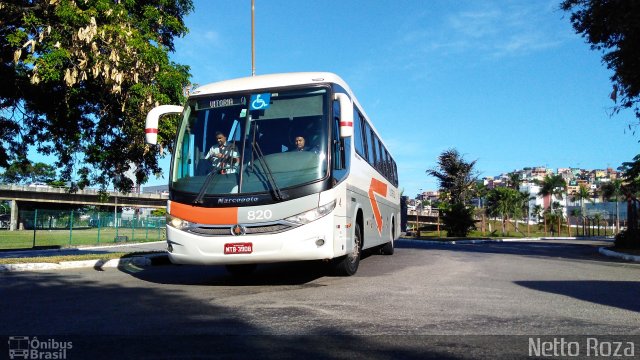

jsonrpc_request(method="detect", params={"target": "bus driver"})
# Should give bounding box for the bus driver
[205,132,238,174]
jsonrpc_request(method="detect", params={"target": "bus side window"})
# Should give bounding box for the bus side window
[364,122,374,165]
[353,109,366,158]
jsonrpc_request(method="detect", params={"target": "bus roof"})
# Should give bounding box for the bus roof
[192,72,354,97]
[190,72,386,154]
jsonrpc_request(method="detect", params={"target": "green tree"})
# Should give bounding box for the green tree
[619,154,640,196]
[538,174,567,203]
[0,161,56,183]
[519,190,533,236]
[601,179,623,233]
[426,149,478,237]
[532,204,543,224]
[427,149,478,205]
[561,1,640,123]
[473,181,489,233]
[0,0,193,191]
[506,172,522,190]
[571,183,592,233]
[616,155,640,247]
[544,201,564,236]
[570,208,582,237]
[593,212,604,236]
[151,208,166,217]
[473,181,489,208]
[537,174,566,236]
[486,187,520,236]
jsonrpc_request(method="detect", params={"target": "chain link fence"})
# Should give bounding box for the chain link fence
[0,209,165,250]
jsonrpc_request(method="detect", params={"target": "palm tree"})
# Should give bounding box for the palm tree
[532,204,543,234]
[473,182,489,234]
[553,201,564,237]
[519,191,533,237]
[537,174,567,237]
[426,149,478,237]
[601,179,623,234]
[572,184,591,235]
[570,208,582,237]
[507,172,522,190]
[426,149,478,205]
[538,174,567,205]
[473,182,489,208]
[618,155,640,243]
[486,187,518,236]
[594,213,603,236]
[546,201,564,236]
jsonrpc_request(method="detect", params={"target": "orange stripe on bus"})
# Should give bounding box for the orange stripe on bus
[368,178,388,235]
[170,201,238,225]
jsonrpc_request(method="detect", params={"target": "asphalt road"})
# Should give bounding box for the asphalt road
[1,239,639,359]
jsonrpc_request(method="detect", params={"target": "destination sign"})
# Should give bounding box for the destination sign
[196,96,246,110]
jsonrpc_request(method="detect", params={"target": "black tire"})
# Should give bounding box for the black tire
[380,239,394,255]
[333,222,362,276]
[380,220,395,255]
[225,264,257,276]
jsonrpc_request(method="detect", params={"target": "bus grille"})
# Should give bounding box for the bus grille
[187,223,292,236]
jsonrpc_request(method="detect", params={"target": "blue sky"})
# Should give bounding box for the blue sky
[148,0,639,197]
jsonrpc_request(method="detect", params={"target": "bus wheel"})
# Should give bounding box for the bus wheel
[333,222,362,276]
[380,220,395,255]
[225,264,257,276]
[380,239,394,255]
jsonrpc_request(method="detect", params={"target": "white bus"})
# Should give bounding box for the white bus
[146,72,400,276]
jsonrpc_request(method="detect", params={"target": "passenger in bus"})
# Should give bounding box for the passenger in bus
[205,132,238,174]
[289,135,320,154]
[292,136,309,152]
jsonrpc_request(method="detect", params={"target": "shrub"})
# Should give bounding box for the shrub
[442,203,476,237]
[614,229,640,249]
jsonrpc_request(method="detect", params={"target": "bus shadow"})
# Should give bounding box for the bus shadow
[2,271,464,359]
[122,259,334,286]
[123,249,387,286]
[515,280,640,313]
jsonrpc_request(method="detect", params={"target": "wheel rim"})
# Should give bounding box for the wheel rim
[349,227,361,264]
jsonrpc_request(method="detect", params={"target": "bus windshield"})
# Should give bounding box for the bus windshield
[171,87,328,196]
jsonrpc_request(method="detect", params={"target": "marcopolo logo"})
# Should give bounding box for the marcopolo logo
[217,197,259,205]
[8,336,73,359]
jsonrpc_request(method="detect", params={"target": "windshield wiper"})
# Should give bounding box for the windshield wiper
[193,168,219,204]
[193,146,234,204]
[249,123,284,201]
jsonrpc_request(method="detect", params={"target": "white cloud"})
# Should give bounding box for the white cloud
[203,31,222,46]
[395,1,570,63]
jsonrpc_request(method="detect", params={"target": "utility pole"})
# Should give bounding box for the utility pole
[251,0,256,76]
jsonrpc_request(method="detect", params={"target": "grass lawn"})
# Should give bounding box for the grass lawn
[0,227,165,250]
[408,219,617,239]
[0,251,166,264]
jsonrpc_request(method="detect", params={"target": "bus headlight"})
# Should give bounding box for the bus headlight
[166,214,192,230]
[285,200,336,225]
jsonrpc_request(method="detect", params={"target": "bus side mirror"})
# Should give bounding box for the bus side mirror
[145,105,183,144]
[334,93,353,138]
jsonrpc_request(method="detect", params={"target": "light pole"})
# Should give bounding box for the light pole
[416,189,422,238]
[251,0,256,76]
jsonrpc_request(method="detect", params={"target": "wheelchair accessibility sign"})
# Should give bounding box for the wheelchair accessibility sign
[250,93,271,110]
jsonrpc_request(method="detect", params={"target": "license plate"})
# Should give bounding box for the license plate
[224,242,253,254]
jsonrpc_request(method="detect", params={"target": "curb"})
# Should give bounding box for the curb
[399,238,505,245]
[598,247,640,263]
[0,253,169,273]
